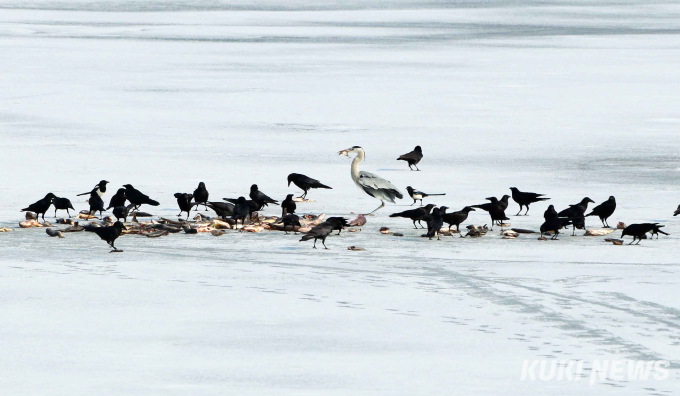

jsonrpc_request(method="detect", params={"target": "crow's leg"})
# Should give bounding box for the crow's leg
[515,206,522,216]
[411,200,416,206]
[525,205,530,216]
[414,164,420,171]
[412,220,418,229]
[312,239,317,249]
[322,238,329,250]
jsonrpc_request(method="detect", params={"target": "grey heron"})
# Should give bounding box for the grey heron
[339,146,403,215]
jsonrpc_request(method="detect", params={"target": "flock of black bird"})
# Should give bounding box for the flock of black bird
[16,145,675,250]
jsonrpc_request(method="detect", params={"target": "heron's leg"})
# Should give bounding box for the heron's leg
[366,201,385,215]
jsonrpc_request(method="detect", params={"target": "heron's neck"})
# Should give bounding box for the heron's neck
[351,151,364,179]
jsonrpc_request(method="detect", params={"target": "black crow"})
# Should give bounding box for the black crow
[544,205,558,220]
[397,145,423,171]
[426,206,446,240]
[509,187,550,216]
[106,188,127,210]
[405,186,445,206]
[442,206,475,236]
[223,197,259,217]
[300,221,335,249]
[113,204,135,222]
[558,197,594,235]
[232,197,250,230]
[193,182,209,211]
[89,221,127,251]
[77,180,109,197]
[325,217,349,235]
[497,195,510,212]
[278,214,302,234]
[281,194,296,217]
[586,196,616,228]
[21,193,56,221]
[51,196,75,218]
[123,184,160,211]
[622,223,669,245]
[389,204,436,229]
[249,184,278,210]
[87,190,106,219]
[472,197,509,230]
[174,193,193,219]
[287,173,332,199]
[205,202,234,219]
[540,218,573,240]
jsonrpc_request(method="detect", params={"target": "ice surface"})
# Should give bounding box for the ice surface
[1,1,680,394]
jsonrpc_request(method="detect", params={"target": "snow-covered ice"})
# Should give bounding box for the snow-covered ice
[1,1,680,394]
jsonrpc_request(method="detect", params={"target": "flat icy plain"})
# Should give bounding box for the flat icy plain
[1,1,679,394]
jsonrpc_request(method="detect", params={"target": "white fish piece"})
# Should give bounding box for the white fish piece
[584,228,615,236]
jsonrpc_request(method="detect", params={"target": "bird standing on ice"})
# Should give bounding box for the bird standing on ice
[339,146,403,215]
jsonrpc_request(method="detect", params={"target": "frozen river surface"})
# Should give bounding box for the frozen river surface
[1,1,680,394]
